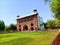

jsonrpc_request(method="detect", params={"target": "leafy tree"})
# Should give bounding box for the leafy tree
[44,0,60,19]
[44,23,47,29]
[9,24,16,31]
[5,26,10,32]
[46,20,60,27]
[50,0,60,19]
[55,20,60,27]
[46,20,56,27]
[0,20,5,31]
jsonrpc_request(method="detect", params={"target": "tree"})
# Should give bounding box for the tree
[44,0,60,27]
[46,20,56,27]
[0,20,5,31]
[50,0,60,19]
[44,0,60,19]
[44,23,47,29]
[55,20,60,27]
[46,20,60,27]
[9,24,16,31]
[5,26,10,32]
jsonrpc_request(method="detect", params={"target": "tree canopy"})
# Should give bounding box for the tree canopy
[9,24,16,31]
[50,0,60,19]
[46,20,60,27]
[0,20,5,31]
[44,0,60,19]
[46,20,55,27]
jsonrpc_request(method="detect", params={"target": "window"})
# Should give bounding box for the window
[19,29,21,31]
[31,23,33,26]
[19,25,21,27]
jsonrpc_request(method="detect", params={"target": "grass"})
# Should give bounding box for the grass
[0,31,58,45]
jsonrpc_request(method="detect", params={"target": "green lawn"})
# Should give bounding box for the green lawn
[0,31,58,45]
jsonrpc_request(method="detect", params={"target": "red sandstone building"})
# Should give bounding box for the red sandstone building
[16,10,45,31]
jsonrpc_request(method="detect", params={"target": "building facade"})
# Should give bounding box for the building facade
[16,10,45,31]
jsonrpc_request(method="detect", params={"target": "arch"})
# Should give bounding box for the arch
[23,25,28,31]
[19,25,21,27]
[31,23,33,26]
[31,27,34,31]
[19,29,21,31]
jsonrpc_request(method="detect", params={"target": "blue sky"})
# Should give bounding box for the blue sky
[0,0,53,25]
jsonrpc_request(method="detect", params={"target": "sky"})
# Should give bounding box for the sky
[0,0,53,25]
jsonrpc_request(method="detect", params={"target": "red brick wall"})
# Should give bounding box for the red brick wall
[16,13,38,31]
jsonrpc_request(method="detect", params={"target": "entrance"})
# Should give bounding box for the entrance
[31,27,34,31]
[23,25,28,31]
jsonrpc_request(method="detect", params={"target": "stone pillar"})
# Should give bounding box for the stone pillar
[28,24,31,32]
[21,25,24,32]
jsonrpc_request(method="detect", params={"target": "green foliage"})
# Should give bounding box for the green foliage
[46,20,56,27]
[50,0,60,19]
[5,24,16,32]
[0,20,5,31]
[5,26,10,32]
[55,20,60,27]
[46,20,60,27]
[9,24,16,31]
[44,0,60,19]
[44,23,47,29]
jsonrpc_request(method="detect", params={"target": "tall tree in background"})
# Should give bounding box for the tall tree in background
[50,0,60,19]
[46,20,56,27]
[9,24,16,31]
[44,0,60,19]
[55,20,60,27]
[46,20,60,27]
[0,20,5,31]
[5,26,10,32]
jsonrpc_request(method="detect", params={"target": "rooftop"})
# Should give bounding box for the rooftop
[16,12,38,20]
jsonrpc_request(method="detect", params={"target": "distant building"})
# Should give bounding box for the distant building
[16,9,45,31]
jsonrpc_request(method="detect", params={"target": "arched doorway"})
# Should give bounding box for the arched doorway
[23,25,28,31]
[31,27,34,31]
